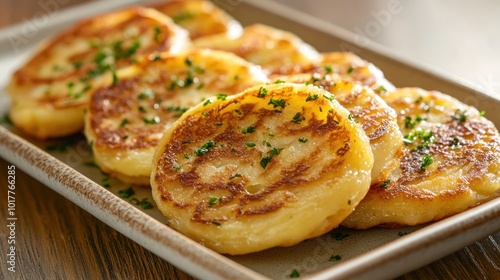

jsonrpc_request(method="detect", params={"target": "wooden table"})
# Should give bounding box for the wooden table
[1,1,499,279]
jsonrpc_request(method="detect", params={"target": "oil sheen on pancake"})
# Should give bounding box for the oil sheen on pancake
[151,83,373,255]
[272,74,402,185]
[8,6,189,139]
[85,49,268,185]
[342,88,500,229]
[151,0,243,39]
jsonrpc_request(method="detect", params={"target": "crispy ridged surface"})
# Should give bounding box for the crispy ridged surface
[85,49,268,185]
[151,83,373,254]
[342,88,500,229]
[192,24,321,75]
[7,6,190,139]
[272,75,402,184]
[151,0,242,39]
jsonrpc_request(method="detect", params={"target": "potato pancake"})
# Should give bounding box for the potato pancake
[151,0,243,39]
[192,24,321,75]
[7,6,189,139]
[151,83,373,255]
[85,49,268,185]
[342,88,500,229]
[270,52,395,93]
[272,75,402,184]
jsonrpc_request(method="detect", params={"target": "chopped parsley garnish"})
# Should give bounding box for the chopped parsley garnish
[130,197,154,209]
[329,255,342,262]
[290,269,300,278]
[101,176,110,188]
[480,110,486,117]
[138,106,147,113]
[245,142,256,148]
[451,136,461,149]
[138,88,154,99]
[298,138,308,143]
[257,86,268,98]
[241,125,255,134]
[332,232,350,241]
[403,129,435,149]
[203,99,212,106]
[324,65,333,74]
[404,115,425,129]
[67,82,91,99]
[165,106,189,117]
[263,140,272,147]
[153,26,162,41]
[420,154,434,170]
[452,111,468,122]
[143,116,160,124]
[230,173,242,179]
[378,85,387,92]
[347,66,354,74]
[208,196,218,207]
[291,112,305,124]
[212,221,221,226]
[268,98,286,109]
[306,94,319,102]
[194,140,216,156]
[260,147,283,169]
[72,61,83,69]
[172,12,193,24]
[118,187,135,199]
[348,114,359,123]
[323,94,335,101]
[216,93,227,100]
[0,114,12,125]
[274,79,286,84]
[379,180,391,189]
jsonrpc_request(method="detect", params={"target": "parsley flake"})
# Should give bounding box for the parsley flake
[257,86,268,98]
[268,98,286,109]
[291,112,305,124]
[118,187,135,199]
[194,140,216,156]
[260,147,283,169]
[306,94,319,102]
[420,154,434,170]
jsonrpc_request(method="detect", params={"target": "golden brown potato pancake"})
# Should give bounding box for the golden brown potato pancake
[151,0,243,39]
[84,49,268,185]
[342,88,500,229]
[192,23,321,75]
[8,6,189,139]
[271,75,402,185]
[151,83,373,254]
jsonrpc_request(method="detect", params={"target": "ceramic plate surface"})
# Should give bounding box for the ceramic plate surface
[0,1,499,279]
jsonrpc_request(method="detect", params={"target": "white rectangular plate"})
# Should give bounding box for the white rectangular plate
[0,1,499,279]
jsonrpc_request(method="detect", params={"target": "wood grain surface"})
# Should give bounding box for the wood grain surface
[0,1,499,280]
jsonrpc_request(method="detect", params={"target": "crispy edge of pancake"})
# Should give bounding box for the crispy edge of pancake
[342,87,500,229]
[84,49,269,186]
[7,6,190,139]
[150,83,373,254]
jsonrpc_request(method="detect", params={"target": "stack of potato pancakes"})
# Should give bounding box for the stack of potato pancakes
[7,0,499,255]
